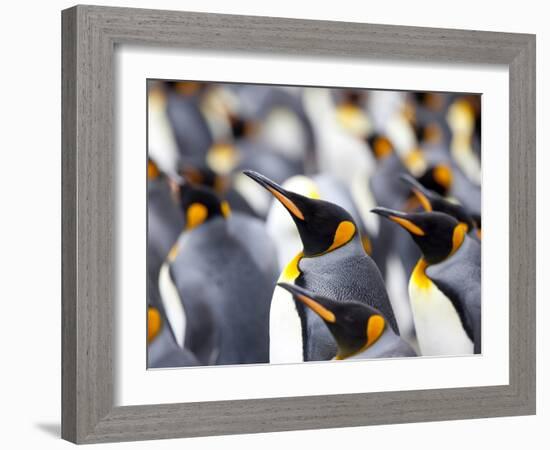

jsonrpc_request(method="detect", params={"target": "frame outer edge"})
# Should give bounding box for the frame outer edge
[61,5,78,443]
[509,34,536,414]
[61,5,537,443]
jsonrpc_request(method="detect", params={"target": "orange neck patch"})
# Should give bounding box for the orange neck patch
[366,315,386,348]
[373,137,393,159]
[147,161,160,180]
[326,221,356,253]
[221,201,231,218]
[186,203,208,230]
[451,222,467,255]
[433,164,453,190]
[147,307,162,343]
[335,315,386,360]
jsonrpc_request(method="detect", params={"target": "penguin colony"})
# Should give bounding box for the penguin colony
[147,81,482,367]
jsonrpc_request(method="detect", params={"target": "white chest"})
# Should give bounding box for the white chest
[409,278,473,356]
[269,284,304,363]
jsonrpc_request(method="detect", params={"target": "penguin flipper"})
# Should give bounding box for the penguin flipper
[172,271,222,365]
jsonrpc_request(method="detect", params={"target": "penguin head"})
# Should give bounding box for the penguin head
[277,283,387,360]
[400,174,476,231]
[228,113,258,139]
[243,170,358,257]
[371,207,467,264]
[180,164,228,194]
[165,81,202,97]
[179,183,231,230]
[366,133,394,160]
[414,121,443,146]
[413,92,445,112]
[416,163,453,196]
[334,90,370,137]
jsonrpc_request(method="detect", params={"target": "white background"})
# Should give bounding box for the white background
[0,1,546,449]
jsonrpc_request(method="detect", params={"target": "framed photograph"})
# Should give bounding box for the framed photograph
[61,5,536,444]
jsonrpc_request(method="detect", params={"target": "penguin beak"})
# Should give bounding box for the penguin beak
[400,174,434,212]
[243,170,305,220]
[371,207,426,236]
[277,283,336,323]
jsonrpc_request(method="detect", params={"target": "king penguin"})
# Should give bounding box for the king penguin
[158,182,279,366]
[278,283,416,360]
[400,173,480,240]
[243,170,398,363]
[371,207,481,355]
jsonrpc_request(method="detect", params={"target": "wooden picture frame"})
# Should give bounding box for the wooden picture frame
[61,5,536,444]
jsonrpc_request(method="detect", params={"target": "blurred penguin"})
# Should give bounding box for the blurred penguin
[158,182,279,365]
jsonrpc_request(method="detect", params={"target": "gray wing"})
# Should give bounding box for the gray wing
[168,255,222,365]
[427,237,481,353]
[171,220,272,365]
[228,213,280,286]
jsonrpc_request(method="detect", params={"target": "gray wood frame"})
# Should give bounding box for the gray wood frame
[61,5,536,444]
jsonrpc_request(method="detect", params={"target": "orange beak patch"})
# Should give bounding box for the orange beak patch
[389,216,425,236]
[412,189,433,212]
[294,292,336,323]
[267,187,305,220]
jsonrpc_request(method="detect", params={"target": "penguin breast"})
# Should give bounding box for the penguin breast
[408,274,473,356]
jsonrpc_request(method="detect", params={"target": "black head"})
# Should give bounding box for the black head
[243,170,357,257]
[164,81,203,97]
[371,207,467,264]
[228,113,256,140]
[366,133,394,160]
[400,174,476,231]
[277,283,387,360]
[416,163,453,196]
[342,89,366,106]
[413,92,444,111]
[413,122,443,146]
[179,183,230,230]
